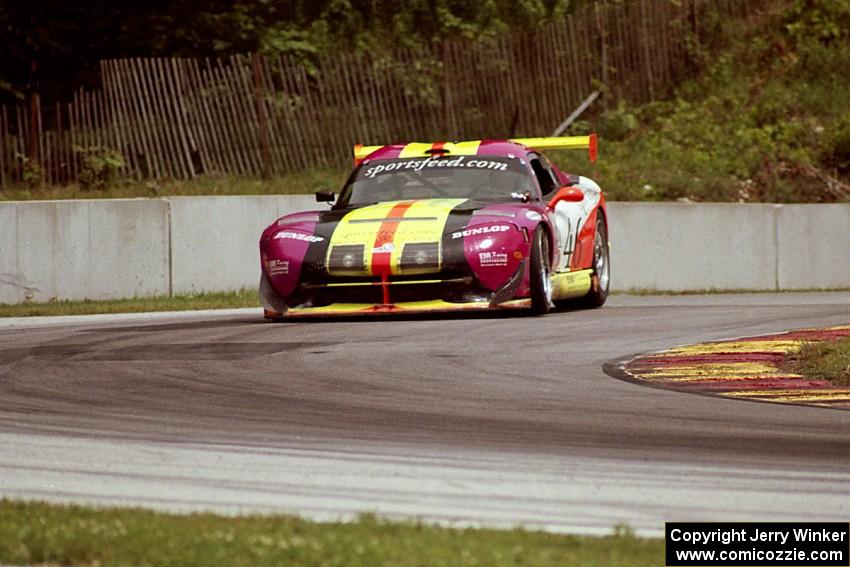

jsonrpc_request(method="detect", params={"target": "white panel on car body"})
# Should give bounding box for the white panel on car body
[551,176,601,272]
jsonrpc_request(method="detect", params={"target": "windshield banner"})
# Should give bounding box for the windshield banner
[362,156,519,179]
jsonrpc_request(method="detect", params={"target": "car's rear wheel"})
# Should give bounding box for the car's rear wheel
[581,215,609,308]
[530,226,553,315]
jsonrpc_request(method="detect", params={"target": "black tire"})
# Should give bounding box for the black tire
[529,226,553,315]
[580,215,610,308]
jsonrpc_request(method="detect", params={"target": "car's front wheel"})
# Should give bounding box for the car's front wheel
[529,226,553,315]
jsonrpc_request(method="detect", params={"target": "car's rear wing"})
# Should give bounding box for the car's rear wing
[353,133,598,165]
[509,133,597,164]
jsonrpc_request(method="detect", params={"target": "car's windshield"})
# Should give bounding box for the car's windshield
[336,155,536,207]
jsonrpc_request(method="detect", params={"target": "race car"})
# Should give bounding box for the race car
[259,135,609,318]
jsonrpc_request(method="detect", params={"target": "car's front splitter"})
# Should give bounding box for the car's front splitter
[265,298,532,319]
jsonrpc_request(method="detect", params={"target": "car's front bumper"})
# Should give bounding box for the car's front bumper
[261,259,532,319]
[264,298,532,319]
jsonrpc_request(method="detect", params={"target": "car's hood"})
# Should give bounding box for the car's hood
[315,198,463,244]
[304,198,535,240]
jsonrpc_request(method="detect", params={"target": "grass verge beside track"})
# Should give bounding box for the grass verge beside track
[0,500,663,567]
[3,289,850,317]
[0,290,258,317]
[788,337,850,387]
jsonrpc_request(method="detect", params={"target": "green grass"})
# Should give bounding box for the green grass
[789,336,850,387]
[0,290,258,317]
[0,500,663,567]
[0,167,346,201]
[3,288,847,318]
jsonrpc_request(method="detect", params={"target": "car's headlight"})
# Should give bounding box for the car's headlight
[400,243,440,270]
[328,244,366,273]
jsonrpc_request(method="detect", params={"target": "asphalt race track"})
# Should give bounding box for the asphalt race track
[1,293,849,536]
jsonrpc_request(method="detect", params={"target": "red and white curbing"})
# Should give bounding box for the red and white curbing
[625,326,850,410]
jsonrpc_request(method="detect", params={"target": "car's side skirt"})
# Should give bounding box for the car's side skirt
[551,268,593,300]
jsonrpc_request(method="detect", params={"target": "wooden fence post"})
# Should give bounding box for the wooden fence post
[252,53,272,178]
[0,3,754,185]
[596,1,609,107]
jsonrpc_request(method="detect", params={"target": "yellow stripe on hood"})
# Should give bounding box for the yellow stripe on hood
[398,141,482,158]
[327,198,467,275]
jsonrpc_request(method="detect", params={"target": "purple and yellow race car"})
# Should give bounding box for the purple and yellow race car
[259,135,609,318]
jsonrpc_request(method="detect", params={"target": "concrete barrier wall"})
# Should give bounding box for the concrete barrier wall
[776,204,850,290]
[168,195,317,294]
[1,199,170,303]
[606,203,781,292]
[0,203,19,303]
[1,197,848,304]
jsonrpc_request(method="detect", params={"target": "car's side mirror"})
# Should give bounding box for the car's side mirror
[547,185,584,208]
[315,191,335,203]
